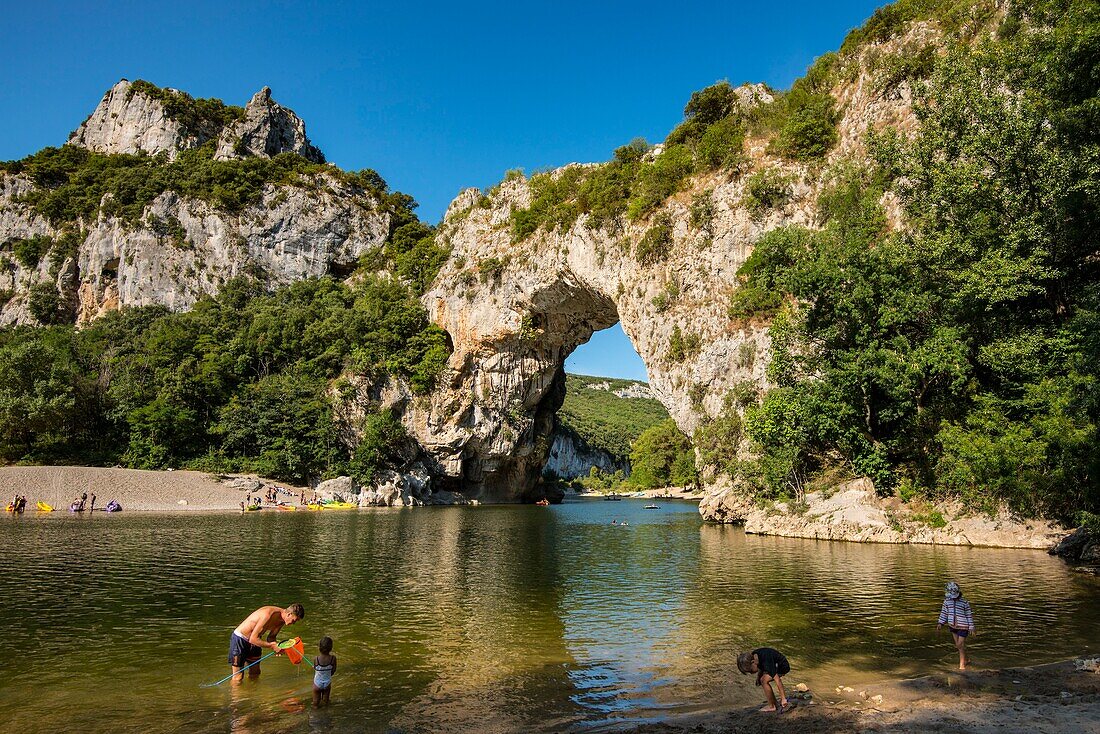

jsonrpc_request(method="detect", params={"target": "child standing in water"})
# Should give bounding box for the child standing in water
[312,636,337,706]
[937,581,975,669]
[737,647,790,713]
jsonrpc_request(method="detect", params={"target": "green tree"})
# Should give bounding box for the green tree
[349,410,409,483]
[0,338,76,459]
[628,419,695,489]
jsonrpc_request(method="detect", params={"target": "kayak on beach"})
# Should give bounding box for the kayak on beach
[36,501,53,512]
[321,501,357,510]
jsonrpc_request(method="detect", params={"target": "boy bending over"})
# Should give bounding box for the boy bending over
[737,647,790,713]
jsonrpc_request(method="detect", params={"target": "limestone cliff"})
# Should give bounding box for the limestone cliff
[68,80,210,158]
[544,427,629,480]
[214,87,325,163]
[1,81,385,326]
[68,79,322,163]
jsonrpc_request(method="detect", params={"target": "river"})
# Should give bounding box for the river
[1,499,1096,733]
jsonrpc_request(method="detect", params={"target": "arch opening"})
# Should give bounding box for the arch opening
[542,324,671,492]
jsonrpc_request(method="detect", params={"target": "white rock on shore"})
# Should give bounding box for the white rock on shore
[699,477,1066,549]
[314,470,477,508]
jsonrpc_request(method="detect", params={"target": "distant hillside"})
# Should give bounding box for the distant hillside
[556,374,669,462]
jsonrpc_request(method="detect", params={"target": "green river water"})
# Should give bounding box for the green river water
[0,499,1097,733]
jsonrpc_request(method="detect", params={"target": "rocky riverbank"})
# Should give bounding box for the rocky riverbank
[698,478,1066,550]
[1049,527,1100,576]
[629,658,1100,734]
[314,471,478,507]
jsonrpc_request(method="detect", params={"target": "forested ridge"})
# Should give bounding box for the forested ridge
[0,276,450,484]
[555,375,698,491]
[556,374,669,459]
[0,109,451,484]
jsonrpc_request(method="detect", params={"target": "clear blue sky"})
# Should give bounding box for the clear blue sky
[0,0,886,380]
[567,323,651,382]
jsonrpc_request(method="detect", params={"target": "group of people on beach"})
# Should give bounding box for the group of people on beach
[7,494,28,513]
[738,580,976,715]
[242,485,319,509]
[70,492,95,512]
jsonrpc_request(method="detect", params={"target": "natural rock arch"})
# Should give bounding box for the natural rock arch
[410,182,776,502]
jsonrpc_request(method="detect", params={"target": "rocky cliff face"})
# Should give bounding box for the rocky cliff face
[68,80,204,159]
[700,477,1065,549]
[214,87,325,163]
[544,427,629,480]
[68,79,323,163]
[411,26,929,504]
[2,81,384,325]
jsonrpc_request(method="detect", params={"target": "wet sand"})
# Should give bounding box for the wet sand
[631,659,1100,734]
[0,465,305,511]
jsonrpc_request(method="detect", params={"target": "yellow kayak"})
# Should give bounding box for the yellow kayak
[321,502,357,510]
[306,504,323,511]
[36,502,54,512]
[277,504,296,512]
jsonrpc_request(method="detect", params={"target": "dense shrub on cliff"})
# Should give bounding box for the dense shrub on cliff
[0,275,449,484]
[729,3,1100,519]
[369,219,450,294]
[509,81,753,239]
[126,80,245,138]
[757,55,840,162]
[9,236,53,268]
[0,143,410,227]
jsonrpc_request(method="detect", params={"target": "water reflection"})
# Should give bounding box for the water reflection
[0,501,1095,733]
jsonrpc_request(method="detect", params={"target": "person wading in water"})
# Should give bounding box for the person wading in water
[227,603,305,682]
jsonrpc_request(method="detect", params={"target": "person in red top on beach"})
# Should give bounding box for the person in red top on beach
[937,581,975,670]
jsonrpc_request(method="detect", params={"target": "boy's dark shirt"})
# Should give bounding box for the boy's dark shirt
[753,648,788,678]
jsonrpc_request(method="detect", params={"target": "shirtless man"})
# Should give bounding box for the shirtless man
[227,603,305,682]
